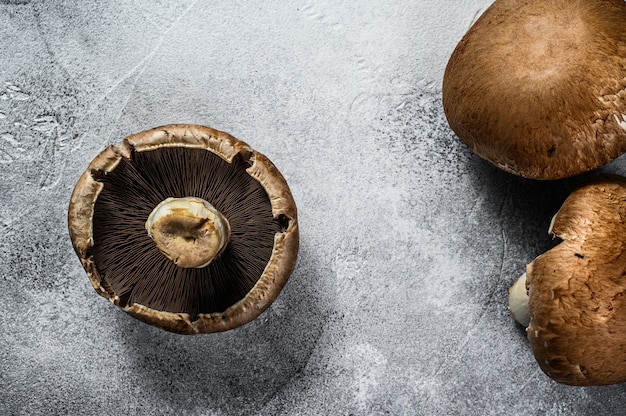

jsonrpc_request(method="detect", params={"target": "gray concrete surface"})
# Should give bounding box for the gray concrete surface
[3,0,626,414]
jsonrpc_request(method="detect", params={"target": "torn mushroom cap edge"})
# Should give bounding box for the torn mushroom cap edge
[512,176,626,385]
[68,124,299,334]
[508,186,593,330]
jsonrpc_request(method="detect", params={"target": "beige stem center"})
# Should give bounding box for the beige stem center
[145,197,230,268]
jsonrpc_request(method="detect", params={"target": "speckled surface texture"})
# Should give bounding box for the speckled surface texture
[3,1,626,415]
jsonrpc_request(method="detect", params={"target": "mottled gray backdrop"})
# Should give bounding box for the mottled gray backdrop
[3,0,626,415]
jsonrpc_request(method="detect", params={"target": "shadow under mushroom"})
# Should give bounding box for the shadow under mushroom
[108,239,327,413]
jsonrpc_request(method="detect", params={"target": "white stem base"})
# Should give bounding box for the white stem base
[508,272,530,327]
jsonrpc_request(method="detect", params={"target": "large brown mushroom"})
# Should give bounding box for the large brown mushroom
[508,176,626,385]
[443,0,626,179]
[68,124,299,334]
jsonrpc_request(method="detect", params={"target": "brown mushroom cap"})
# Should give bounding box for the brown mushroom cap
[68,124,299,334]
[524,176,626,385]
[443,0,626,180]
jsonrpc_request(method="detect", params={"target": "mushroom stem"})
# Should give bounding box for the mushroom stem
[145,197,230,268]
[508,272,530,327]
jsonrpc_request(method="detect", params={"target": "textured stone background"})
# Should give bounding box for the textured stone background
[3,0,626,414]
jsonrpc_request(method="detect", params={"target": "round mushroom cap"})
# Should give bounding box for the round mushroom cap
[68,124,299,334]
[526,176,626,385]
[443,0,626,180]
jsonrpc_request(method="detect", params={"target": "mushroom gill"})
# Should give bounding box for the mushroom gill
[91,146,282,320]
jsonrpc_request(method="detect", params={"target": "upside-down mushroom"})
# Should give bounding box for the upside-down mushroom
[443,0,626,179]
[68,124,299,334]
[508,176,626,385]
